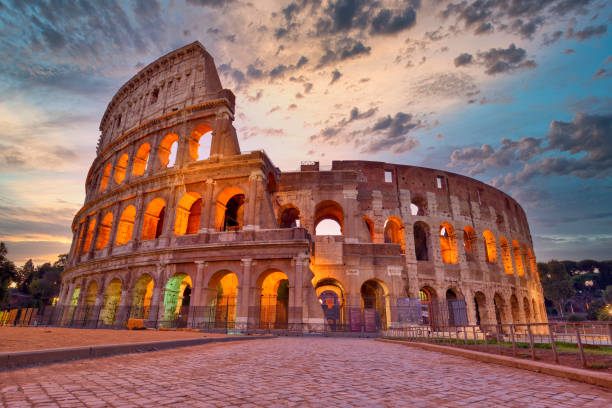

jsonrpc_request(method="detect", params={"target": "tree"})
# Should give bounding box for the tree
[539,260,576,318]
[0,242,17,307]
[29,254,65,307]
[603,285,612,304]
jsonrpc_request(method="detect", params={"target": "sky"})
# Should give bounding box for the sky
[0,0,611,265]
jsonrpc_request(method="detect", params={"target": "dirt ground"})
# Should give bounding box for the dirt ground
[0,327,228,353]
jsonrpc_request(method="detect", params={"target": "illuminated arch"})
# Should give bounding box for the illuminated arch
[361,279,389,330]
[500,237,514,274]
[439,222,458,264]
[81,217,96,254]
[463,226,476,254]
[315,278,346,329]
[163,273,192,322]
[258,269,289,329]
[96,212,113,250]
[189,123,213,161]
[101,278,122,325]
[113,153,129,184]
[512,240,525,276]
[115,205,136,246]
[384,216,405,253]
[132,142,151,177]
[214,186,246,231]
[174,192,202,235]
[158,133,179,168]
[141,198,166,240]
[483,230,497,263]
[363,215,375,242]
[84,280,98,307]
[131,274,154,320]
[208,270,239,327]
[99,162,112,192]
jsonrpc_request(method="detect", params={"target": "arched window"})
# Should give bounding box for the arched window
[214,187,246,232]
[81,217,96,254]
[314,200,344,236]
[439,222,458,264]
[463,226,476,253]
[142,198,166,240]
[189,124,213,161]
[174,192,202,235]
[132,143,151,177]
[96,212,113,250]
[499,237,514,274]
[158,133,179,168]
[413,221,430,261]
[113,153,129,185]
[384,217,405,253]
[279,205,300,228]
[99,162,112,192]
[483,230,497,263]
[512,240,525,276]
[410,195,427,216]
[115,205,136,246]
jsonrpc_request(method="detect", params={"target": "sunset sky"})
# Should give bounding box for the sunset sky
[0,0,610,265]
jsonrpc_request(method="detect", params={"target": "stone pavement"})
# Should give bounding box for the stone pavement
[0,337,611,407]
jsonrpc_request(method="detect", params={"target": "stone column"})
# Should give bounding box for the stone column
[291,256,307,326]
[123,141,138,184]
[244,171,262,230]
[160,185,178,246]
[146,132,162,175]
[199,178,215,232]
[237,258,252,329]
[107,202,123,255]
[342,188,359,243]
[131,194,146,248]
[154,263,168,326]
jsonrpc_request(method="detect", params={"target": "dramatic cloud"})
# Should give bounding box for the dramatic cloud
[317,37,371,67]
[566,24,608,41]
[362,112,421,154]
[454,53,473,67]
[310,106,378,143]
[477,44,536,75]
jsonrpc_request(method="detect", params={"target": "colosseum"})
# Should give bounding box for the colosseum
[58,41,547,333]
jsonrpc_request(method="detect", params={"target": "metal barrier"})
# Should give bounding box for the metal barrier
[383,322,612,369]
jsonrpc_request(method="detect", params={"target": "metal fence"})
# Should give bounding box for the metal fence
[383,322,612,369]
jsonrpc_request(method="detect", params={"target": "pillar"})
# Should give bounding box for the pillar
[237,258,252,329]
[199,178,215,232]
[87,211,103,259]
[244,171,262,230]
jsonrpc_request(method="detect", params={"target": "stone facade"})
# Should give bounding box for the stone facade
[60,42,546,331]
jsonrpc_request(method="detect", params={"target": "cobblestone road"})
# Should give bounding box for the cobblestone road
[1,337,611,407]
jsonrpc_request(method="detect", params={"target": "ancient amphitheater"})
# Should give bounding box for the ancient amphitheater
[58,42,546,333]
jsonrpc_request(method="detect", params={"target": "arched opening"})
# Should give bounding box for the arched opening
[101,278,122,325]
[278,205,300,228]
[84,281,98,307]
[215,187,246,232]
[258,270,289,329]
[131,274,154,320]
[493,293,506,325]
[439,222,458,264]
[163,273,192,326]
[363,215,375,242]
[523,296,531,323]
[361,280,388,330]
[512,240,524,276]
[115,205,136,246]
[208,270,239,328]
[474,291,487,326]
[419,286,436,326]
[500,237,514,274]
[189,124,213,161]
[96,212,113,250]
[99,162,112,192]
[463,226,476,260]
[528,248,538,280]
[158,133,179,168]
[446,289,465,326]
[483,230,497,263]
[113,153,129,185]
[174,192,202,235]
[532,298,540,322]
[141,198,166,240]
[315,278,345,330]
[384,216,405,253]
[81,217,96,254]
[413,221,430,261]
[69,285,81,307]
[131,142,151,177]
[314,200,344,235]
[410,195,427,216]
[510,294,520,323]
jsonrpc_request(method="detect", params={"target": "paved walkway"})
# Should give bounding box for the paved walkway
[0,337,611,407]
